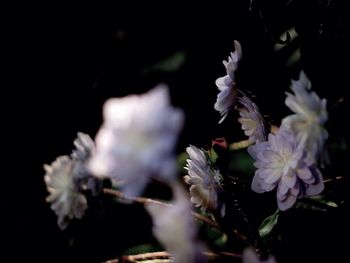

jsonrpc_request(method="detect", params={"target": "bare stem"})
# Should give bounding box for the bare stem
[323,176,345,183]
[122,251,171,262]
[103,188,218,228]
[103,188,171,207]
[104,250,241,262]
[229,140,252,150]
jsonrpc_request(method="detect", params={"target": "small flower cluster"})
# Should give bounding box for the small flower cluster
[43,40,332,263]
[44,133,100,229]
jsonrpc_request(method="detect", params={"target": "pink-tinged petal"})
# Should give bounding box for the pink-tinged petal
[281,170,297,188]
[262,150,282,162]
[290,180,301,196]
[251,175,265,193]
[277,181,289,196]
[297,168,314,184]
[215,76,232,91]
[242,247,259,263]
[262,183,277,192]
[248,142,269,160]
[263,168,282,184]
[305,167,324,195]
[277,194,297,211]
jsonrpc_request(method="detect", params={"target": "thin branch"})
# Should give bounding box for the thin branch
[229,140,252,150]
[104,250,241,263]
[323,176,345,183]
[203,251,242,259]
[103,188,218,228]
[103,188,171,207]
[122,251,171,262]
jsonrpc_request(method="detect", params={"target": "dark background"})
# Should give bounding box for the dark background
[4,1,349,262]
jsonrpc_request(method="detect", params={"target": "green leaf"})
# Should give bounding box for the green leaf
[295,195,338,212]
[142,51,186,74]
[259,209,280,239]
[207,148,219,165]
[177,151,189,175]
[229,150,255,174]
[122,244,161,255]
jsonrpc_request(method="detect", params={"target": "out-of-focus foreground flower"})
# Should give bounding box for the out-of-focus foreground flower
[89,85,184,197]
[44,156,88,229]
[282,71,328,162]
[214,40,242,123]
[184,145,223,214]
[248,128,324,210]
[242,247,277,263]
[145,185,206,263]
[237,95,266,144]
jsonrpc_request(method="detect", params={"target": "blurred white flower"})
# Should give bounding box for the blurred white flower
[44,156,88,229]
[184,145,223,213]
[248,128,324,211]
[214,40,242,123]
[237,95,266,144]
[72,132,95,161]
[145,185,206,263]
[282,71,328,162]
[89,85,184,197]
[242,247,276,263]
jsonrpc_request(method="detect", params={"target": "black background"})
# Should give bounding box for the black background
[4,1,349,262]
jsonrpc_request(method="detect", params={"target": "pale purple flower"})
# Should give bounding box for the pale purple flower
[145,185,206,263]
[214,40,242,123]
[242,247,277,263]
[282,71,328,162]
[248,128,324,211]
[89,85,184,197]
[44,156,88,229]
[184,145,223,213]
[237,95,266,144]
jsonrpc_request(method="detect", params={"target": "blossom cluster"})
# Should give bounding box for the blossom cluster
[43,40,331,263]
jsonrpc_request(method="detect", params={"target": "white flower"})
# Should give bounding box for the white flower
[184,145,223,213]
[89,85,184,197]
[242,247,277,263]
[237,95,266,144]
[145,185,206,263]
[214,40,242,123]
[248,128,324,211]
[282,71,328,162]
[71,132,101,195]
[72,132,95,162]
[44,156,88,229]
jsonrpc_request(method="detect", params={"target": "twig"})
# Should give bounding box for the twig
[103,188,248,241]
[103,188,171,207]
[104,250,241,262]
[103,188,218,228]
[122,251,171,262]
[229,140,252,150]
[323,176,345,183]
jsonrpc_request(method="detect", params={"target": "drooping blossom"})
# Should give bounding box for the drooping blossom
[145,185,206,263]
[237,95,266,144]
[248,128,324,210]
[282,71,328,162]
[89,85,184,197]
[44,156,88,229]
[242,247,277,263]
[71,132,101,195]
[184,145,223,214]
[214,40,242,123]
